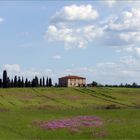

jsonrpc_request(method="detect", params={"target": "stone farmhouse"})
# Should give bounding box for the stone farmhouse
[58,75,86,87]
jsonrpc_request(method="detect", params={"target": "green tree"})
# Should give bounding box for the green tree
[40,78,42,87]
[32,76,39,87]
[21,77,24,87]
[43,77,45,87]
[92,81,98,87]
[49,78,52,87]
[0,79,2,88]
[14,76,18,87]
[3,70,8,88]
[25,78,28,87]
[132,82,137,88]
[18,76,22,87]
[46,77,49,87]
[10,79,14,88]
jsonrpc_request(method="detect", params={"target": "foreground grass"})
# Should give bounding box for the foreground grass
[0,87,140,139]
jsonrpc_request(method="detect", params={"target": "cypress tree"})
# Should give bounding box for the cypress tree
[48,78,52,87]
[46,77,49,87]
[40,78,42,87]
[3,70,8,88]
[32,76,39,87]
[35,76,39,87]
[28,81,31,87]
[7,77,10,88]
[43,77,45,87]
[14,76,18,87]
[0,79,2,88]
[25,78,28,87]
[10,79,14,88]
[21,77,24,87]
[18,76,22,87]
[31,78,35,87]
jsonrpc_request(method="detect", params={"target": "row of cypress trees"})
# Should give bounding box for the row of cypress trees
[0,70,52,88]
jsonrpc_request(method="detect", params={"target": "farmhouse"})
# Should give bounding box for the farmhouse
[59,75,86,87]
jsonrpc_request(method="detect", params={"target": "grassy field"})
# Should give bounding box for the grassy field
[0,87,140,139]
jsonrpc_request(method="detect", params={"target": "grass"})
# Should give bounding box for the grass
[0,87,140,139]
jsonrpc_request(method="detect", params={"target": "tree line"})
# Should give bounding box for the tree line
[90,81,140,88]
[0,70,52,88]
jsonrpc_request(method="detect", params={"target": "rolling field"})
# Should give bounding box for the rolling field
[0,87,140,139]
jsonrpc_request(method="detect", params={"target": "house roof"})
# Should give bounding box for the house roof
[59,75,86,79]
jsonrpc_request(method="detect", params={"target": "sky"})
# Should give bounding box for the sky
[0,0,140,85]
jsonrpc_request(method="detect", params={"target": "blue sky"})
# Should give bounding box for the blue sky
[0,0,140,85]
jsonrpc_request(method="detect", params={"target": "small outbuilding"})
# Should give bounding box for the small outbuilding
[59,75,86,87]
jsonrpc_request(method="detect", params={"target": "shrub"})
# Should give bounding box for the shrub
[106,104,120,109]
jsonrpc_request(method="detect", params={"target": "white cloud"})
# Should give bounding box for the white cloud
[120,32,140,43]
[120,56,137,65]
[94,57,140,84]
[3,64,21,73]
[1,64,55,80]
[44,4,102,49]
[61,67,95,80]
[104,0,116,7]
[22,69,41,78]
[52,4,99,22]
[65,67,94,73]
[123,45,134,52]
[101,7,140,50]
[45,24,104,49]
[134,47,140,57]
[46,6,140,49]
[1,64,40,78]
[22,68,54,79]
[118,45,140,58]
[96,62,116,68]
[0,17,4,23]
[108,8,140,31]
[52,55,61,60]
[59,57,140,84]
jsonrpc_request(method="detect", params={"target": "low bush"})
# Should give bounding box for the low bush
[105,104,120,109]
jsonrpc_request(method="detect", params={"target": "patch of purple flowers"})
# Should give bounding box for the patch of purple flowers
[36,116,103,130]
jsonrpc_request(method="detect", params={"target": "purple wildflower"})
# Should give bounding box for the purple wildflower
[36,116,103,131]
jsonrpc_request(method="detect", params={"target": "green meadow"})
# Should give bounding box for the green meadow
[0,87,140,139]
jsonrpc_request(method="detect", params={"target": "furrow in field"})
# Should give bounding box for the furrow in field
[73,88,134,107]
[32,88,75,108]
